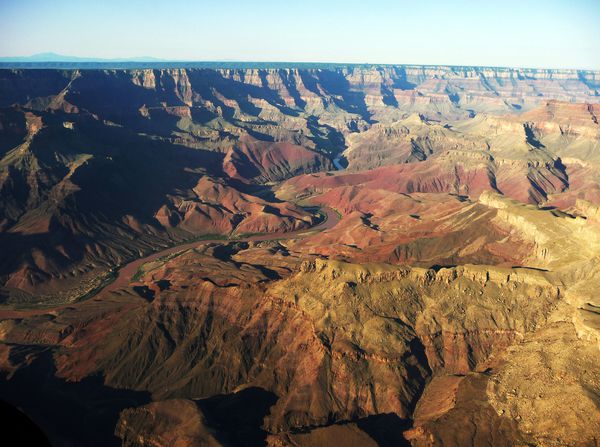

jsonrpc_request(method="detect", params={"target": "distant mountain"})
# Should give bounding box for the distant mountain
[0,52,164,62]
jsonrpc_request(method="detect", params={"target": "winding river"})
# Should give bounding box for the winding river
[101,206,341,295]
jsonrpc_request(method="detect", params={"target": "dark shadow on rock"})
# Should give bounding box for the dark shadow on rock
[430,264,457,272]
[287,413,413,447]
[391,68,417,90]
[361,213,380,231]
[356,413,412,447]
[381,85,399,107]
[0,347,151,447]
[448,92,460,104]
[195,387,278,447]
[315,70,371,122]
[0,400,52,447]
[226,146,264,180]
[511,265,549,272]
[524,124,545,149]
[210,242,249,263]
[155,279,171,291]
[209,243,281,282]
[245,128,276,142]
[133,285,156,302]
[306,115,347,156]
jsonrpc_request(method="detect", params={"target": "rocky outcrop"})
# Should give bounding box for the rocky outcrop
[1,68,599,298]
[487,322,600,447]
[17,255,554,438]
[116,399,222,447]
[0,106,317,299]
[222,134,332,183]
[479,191,600,268]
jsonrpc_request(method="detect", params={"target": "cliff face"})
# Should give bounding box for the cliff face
[0,252,561,441]
[1,66,598,126]
[0,106,320,299]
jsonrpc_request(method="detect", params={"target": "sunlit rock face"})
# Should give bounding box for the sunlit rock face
[1,65,600,447]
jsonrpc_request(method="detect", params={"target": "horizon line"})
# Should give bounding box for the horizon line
[0,53,599,72]
[1,60,599,73]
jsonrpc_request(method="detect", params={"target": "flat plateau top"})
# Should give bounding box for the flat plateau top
[0,61,598,73]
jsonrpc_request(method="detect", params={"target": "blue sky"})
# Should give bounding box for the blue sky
[1,0,599,69]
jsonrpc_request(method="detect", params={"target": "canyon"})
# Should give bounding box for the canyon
[0,65,599,446]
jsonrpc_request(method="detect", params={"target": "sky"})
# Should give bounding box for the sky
[1,0,599,69]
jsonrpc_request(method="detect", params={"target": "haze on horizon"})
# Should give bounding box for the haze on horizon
[1,0,599,70]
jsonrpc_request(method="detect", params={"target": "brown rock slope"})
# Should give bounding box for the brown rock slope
[1,67,600,301]
[341,101,599,207]
[0,192,599,445]
[279,189,534,267]
[0,242,573,445]
[0,106,317,302]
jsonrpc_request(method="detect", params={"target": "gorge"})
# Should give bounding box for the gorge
[0,64,599,446]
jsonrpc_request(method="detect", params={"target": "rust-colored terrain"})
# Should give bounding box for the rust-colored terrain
[1,65,600,446]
